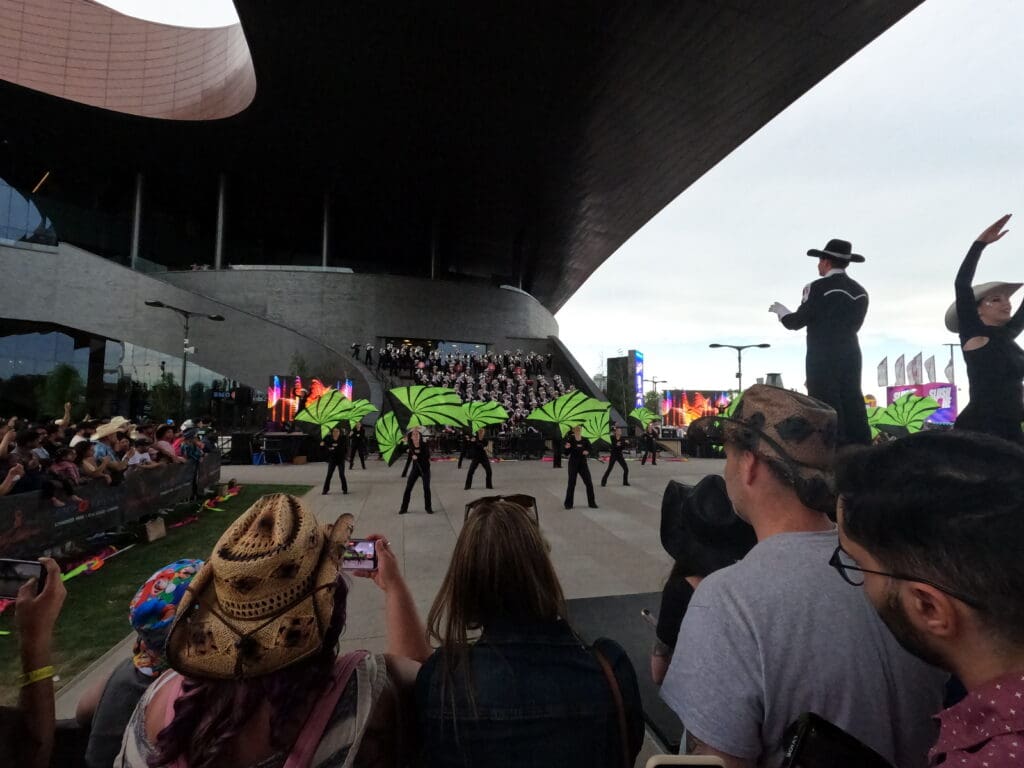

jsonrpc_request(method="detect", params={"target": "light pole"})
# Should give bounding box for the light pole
[145,300,225,420]
[708,343,770,393]
[643,376,665,406]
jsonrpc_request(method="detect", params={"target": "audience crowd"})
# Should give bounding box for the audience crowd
[7,383,1024,768]
[0,409,215,505]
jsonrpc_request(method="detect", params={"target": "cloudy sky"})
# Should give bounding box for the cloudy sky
[556,0,1024,406]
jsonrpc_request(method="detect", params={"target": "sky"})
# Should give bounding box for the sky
[555,0,1024,406]
[100,1,1022,406]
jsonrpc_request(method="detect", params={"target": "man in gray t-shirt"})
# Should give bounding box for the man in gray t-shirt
[660,385,946,767]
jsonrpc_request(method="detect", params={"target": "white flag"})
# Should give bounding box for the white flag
[908,353,924,385]
[944,355,955,383]
[877,357,888,387]
[925,355,936,383]
[895,355,906,386]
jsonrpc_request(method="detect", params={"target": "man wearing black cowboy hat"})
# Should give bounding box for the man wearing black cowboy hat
[769,238,871,445]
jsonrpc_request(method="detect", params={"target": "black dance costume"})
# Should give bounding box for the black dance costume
[953,241,1024,443]
[601,434,629,487]
[640,426,660,465]
[321,432,348,494]
[464,435,493,490]
[349,424,368,469]
[399,440,432,514]
[563,434,597,509]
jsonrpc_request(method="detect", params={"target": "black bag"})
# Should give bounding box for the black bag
[779,713,894,768]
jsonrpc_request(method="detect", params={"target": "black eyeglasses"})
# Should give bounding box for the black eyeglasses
[464,494,539,525]
[829,545,986,611]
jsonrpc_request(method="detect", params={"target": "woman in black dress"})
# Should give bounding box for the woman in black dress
[946,214,1024,443]
[399,427,433,514]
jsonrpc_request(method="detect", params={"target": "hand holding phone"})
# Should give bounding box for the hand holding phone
[0,558,45,599]
[341,539,378,572]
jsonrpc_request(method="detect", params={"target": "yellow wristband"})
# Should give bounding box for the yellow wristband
[18,665,55,687]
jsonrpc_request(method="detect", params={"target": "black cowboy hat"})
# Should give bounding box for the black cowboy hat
[659,476,756,577]
[807,238,864,263]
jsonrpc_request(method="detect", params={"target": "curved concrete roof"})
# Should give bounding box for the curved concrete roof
[0,0,254,119]
[0,1,923,311]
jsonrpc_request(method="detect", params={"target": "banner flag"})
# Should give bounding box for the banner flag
[925,355,936,383]
[895,355,906,386]
[877,357,888,387]
[944,355,955,383]
[908,353,923,385]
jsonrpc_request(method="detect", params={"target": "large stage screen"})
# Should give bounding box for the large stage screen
[266,375,354,424]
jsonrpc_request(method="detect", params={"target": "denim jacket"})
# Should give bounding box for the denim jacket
[415,618,643,768]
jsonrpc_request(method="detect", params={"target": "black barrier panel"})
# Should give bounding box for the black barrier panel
[0,453,221,559]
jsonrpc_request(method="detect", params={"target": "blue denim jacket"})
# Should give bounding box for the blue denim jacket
[415,618,643,768]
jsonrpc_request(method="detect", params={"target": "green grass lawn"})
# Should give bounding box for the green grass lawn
[0,483,312,705]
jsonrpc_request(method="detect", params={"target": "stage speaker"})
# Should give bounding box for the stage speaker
[230,433,255,464]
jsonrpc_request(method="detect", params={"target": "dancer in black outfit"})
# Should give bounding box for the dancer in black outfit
[770,238,871,446]
[464,427,493,490]
[563,424,597,509]
[320,426,348,495]
[640,424,660,466]
[946,214,1024,443]
[551,432,563,469]
[601,425,630,487]
[399,428,433,514]
[349,422,367,469]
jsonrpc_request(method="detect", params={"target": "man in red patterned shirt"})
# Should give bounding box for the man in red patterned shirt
[835,430,1024,766]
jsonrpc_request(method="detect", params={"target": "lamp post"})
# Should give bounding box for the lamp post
[642,376,665,405]
[708,343,770,393]
[145,300,225,420]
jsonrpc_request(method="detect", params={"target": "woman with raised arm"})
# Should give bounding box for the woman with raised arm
[946,214,1024,442]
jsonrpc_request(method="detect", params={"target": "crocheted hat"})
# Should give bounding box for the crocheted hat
[167,494,354,679]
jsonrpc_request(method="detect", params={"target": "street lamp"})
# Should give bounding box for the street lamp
[708,343,770,393]
[145,300,225,419]
[642,376,665,402]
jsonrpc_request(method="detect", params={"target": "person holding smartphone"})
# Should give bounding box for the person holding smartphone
[0,557,67,768]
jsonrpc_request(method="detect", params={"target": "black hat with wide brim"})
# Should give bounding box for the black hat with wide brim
[807,238,864,263]
[659,476,756,576]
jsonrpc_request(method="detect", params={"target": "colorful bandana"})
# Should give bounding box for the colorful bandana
[128,558,202,676]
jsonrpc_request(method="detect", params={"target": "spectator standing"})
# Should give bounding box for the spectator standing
[417,497,643,768]
[661,385,946,767]
[76,559,201,768]
[651,476,756,685]
[117,495,427,767]
[836,431,1024,767]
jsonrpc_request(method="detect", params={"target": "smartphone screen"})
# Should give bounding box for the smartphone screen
[341,539,378,571]
[0,559,45,600]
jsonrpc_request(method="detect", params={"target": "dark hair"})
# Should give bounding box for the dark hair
[57,447,75,462]
[14,429,38,449]
[155,425,174,440]
[837,430,1024,645]
[150,576,350,768]
[73,442,93,463]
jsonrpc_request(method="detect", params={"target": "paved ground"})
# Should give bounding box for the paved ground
[56,453,724,760]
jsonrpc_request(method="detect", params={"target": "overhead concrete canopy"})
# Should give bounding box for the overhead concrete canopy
[0,1,923,311]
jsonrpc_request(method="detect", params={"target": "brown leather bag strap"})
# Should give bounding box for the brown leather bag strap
[592,645,632,768]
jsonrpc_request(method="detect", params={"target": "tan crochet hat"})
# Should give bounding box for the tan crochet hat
[167,494,354,679]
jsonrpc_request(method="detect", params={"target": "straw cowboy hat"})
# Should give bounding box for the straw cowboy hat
[93,418,132,440]
[944,281,1023,333]
[167,494,355,679]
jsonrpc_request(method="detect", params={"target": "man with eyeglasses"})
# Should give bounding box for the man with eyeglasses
[835,430,1024,767]
[659,385,945,768]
